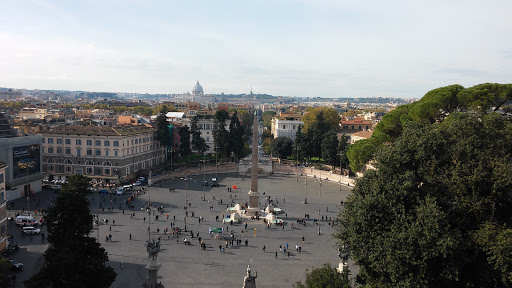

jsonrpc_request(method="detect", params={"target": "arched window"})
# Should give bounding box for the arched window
[85,160,94,166]
[102,161,112,166]
[64,159,73,165]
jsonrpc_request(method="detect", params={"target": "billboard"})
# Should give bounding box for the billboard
[13,144,41,179]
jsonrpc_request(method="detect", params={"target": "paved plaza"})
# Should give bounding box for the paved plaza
[8,172,355,287]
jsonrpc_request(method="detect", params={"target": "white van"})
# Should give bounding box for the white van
[15,216,38,226]
[116,188,124,195]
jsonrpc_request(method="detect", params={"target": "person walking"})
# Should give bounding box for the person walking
[262,245,265,252]
[130,233,132,240]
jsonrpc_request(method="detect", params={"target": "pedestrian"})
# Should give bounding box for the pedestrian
[167,214,169,220]
[109,226,112,231]
[113,220,115,226]
[120,261,123,269]
[287,251,290,259]
[302,236,305,243]
[144,217,146,223]
[109,234,112,241]
[130,233,132,240]
[275,251,278,258]
[262,245,265,252]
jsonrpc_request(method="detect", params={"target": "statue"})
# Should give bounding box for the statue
[147,239,160,260]
[242,265,257,288]
[337,244,350,265]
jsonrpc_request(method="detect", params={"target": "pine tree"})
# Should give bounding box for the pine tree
[25,174,116,288]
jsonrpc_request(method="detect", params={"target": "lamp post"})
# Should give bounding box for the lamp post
[215,146,219,174]
[202,154,206,201]
[338,152,343,191]
[296,146,301,181]
[182,177,191,231]
[304,179,307,204]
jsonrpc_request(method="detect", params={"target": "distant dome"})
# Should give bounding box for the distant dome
[192,81,204,96]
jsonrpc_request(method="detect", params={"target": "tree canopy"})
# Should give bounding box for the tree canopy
[303,107,340,133]
[270,136,294,159]
[262,110,276,129]
[337,112,512,287]
[293,263,350,288]
[347,83,512,171]
[25,174,116,288]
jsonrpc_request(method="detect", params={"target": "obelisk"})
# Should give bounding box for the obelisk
[247,111,260,215]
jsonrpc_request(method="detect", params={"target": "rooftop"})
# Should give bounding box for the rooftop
[40,125,155,136]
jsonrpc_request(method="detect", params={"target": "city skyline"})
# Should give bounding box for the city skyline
[1,0,511,98]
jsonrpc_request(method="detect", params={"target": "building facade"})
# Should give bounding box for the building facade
[40,125,165,183]
[271,118,304,141]
[0,135,44,201]
[0,162,8,252]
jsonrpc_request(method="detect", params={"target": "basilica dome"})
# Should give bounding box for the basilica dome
[192,81,204,96]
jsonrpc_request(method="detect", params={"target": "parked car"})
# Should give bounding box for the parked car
[98,189,109,194]
[211,178,218,187]
[202,181,208,186]
[22,226,41,235]
[133,181,142,186]
[9,259,23,271]
[116,188,125,195]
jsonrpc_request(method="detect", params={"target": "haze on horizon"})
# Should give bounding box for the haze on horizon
[1,0,511,98]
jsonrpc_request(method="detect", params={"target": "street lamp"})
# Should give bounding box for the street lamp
[215,146,219,174]
[181,177,191,231]
[304,179,307,204]
[296,146,301,181]
[202,154,206,201]
[338,152,343,191]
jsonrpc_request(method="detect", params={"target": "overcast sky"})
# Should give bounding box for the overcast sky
[1,0,511,98]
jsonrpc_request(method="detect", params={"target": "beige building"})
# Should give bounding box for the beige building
[0,162,7,252]
[40,125,165,183]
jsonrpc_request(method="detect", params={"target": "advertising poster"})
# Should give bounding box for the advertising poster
[13,144,41,178]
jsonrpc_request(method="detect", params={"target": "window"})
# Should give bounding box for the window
[95,140,101,146]
[48,138,53,144]
[48,147,54,153]
[113,141,119,147]
[76,139,82,145]
[105,150,109,156]
[42,138,45,144]
[57,139,62,144]
[77,149,81,157]
[49,165,54,171]
[131,139,134,145]
[0,173,3,184]
[95,150,101,156]
[104,140,110,146]
[87,140,92,146]
[65,148,71,155]
[135,139,138,145]
[66,167,71,172]
[57,148,62,154]
[282,125,286,129]
[114,150,118,157]
[293,125,296,129]
[86,168,92,174]
[87,149,92,156]
[104,168,110,175]
[65,139,70,145]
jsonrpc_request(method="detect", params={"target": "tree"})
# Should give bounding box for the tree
[178,126,191,157]
[25,174,116,288]
[262,111,276,129]
[347,83,512,171]
[337,112,512,287]
[213,110,230,160]
[0,258,12,288]
[270,136,293,159]
[321,131,339,165]
[304,111,330,158]
[229,111,245,159]
[338,134,350,170]
[190,116,208,154]
[302,107,340,133]
[294,124,306,162]
[293,263,349,288]
[155,105,171,150]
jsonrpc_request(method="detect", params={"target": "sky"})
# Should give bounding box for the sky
[1,0,511,98]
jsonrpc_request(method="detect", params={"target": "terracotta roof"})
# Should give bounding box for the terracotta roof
[351,130,373,139]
